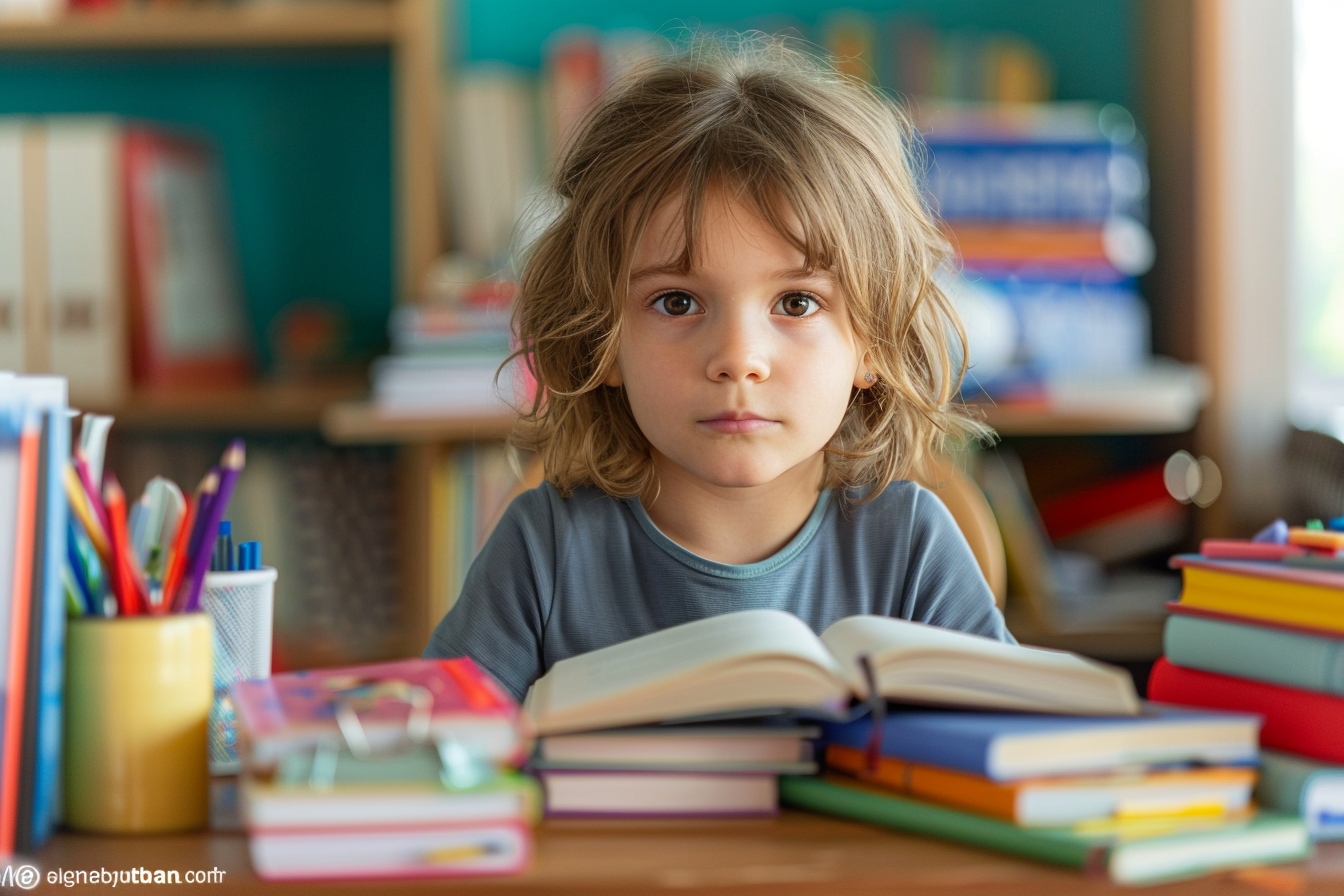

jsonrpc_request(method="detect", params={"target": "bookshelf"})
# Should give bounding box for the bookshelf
[0,5,397,49]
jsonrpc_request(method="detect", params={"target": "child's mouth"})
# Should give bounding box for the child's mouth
[700,414,776,434]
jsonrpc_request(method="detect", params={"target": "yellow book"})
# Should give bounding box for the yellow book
[825,745,1255,827]
[1175,560,1344,634]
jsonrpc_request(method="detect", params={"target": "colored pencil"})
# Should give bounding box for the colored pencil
[103,476,146,616]
[184,467,219,577]
[73,451,110,534]
[181,439,246,612]
[167,470,214,613]
[62,463,111,567]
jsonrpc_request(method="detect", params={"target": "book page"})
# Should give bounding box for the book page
[820,615,1140,714]
[526,609,851,734]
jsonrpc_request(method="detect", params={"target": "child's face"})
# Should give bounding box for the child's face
[606,187,871,496]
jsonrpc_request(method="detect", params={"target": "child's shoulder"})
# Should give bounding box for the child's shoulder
[503,480,632,530]
[838,479,959,533]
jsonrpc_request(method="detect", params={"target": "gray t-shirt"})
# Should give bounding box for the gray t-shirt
[424,480,1015,702]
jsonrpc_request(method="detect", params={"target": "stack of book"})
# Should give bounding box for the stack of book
[918,103,1169,400]
[787,706,1309,885]
[529,723,818,819]
[1149,530,1344,841]
[370,279,530,415]
[231,657,537,882]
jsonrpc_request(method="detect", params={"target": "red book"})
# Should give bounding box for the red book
[1148,657,1344,764]
[230,658,525,770]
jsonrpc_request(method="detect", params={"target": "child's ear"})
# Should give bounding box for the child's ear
[853,354,877,390]
[603,364,624,387]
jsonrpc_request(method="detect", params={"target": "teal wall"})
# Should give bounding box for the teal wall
[0,48,394,368]
[459,0,1137,108]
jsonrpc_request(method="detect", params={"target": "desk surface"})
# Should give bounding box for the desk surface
[30,812,1344,896]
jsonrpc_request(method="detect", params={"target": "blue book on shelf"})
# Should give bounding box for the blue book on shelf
[823,704,1261,782]
[923,139,1147,223]
[1165,611,1344,697]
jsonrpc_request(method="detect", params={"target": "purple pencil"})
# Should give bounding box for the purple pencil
[179,439,246,612]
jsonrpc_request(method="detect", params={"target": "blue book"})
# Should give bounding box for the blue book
[1165,611,1344,696]
[923,139,1147,223]
[1257,749,1344,841]
[823,704,1260,781]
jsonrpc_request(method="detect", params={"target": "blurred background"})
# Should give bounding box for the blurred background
[0,0,1336,687]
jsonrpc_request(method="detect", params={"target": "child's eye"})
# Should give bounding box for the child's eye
[774,292,821,318]
[651,291,701,316]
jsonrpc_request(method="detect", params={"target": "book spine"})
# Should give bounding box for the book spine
[1165,614,1344,696]
[779,775,1093,870]
[1148,658,1344,764]
[1256,751,1344,841]
[925,142,1144,222]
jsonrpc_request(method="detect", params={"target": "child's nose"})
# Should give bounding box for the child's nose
[705,312,771,383]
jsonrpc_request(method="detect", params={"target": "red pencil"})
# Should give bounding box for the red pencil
[103,476,145,616]
[170,469,217,613]
[159,493,197,615]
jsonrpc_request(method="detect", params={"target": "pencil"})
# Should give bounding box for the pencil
[103,476,145,616]
[62,463,112,567]
[181,439,245,612]
[73,451,110,534]
[168,470,215,613]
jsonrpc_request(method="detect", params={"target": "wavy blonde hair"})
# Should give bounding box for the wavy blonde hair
[512,35,989,500]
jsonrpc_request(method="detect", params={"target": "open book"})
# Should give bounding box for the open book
[523,610,1141,736]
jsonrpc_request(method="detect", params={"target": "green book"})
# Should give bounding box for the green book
[780,776,1310,885]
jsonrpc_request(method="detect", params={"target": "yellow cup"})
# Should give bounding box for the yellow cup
[63,613,213,833]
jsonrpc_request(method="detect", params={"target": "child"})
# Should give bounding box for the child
[425,36,1013,703]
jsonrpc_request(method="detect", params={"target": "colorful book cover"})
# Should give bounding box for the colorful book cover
[1149,658,1344,763]
[780,775,1309,885]
[231,658,524,768]
[1164,612,1344,696]
[1170,558,1344,635]
[824,744,1255,826]
[823,705,1260,781]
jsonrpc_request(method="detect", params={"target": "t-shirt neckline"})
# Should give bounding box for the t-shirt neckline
[626,490,832,579]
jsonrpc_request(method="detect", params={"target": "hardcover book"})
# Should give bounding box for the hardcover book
[231,658,524,769]
[522,609,1141,736]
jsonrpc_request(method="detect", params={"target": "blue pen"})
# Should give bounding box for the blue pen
[238,541,262,572]
[222,520,235,571]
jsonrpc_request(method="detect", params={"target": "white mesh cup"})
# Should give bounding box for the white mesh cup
[200,567,276,774]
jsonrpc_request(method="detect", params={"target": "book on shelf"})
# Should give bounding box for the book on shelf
[824,744,1255,827]
[975,447,1175,643]
[1164,609,1344,697]
[1148,657,1344,765]
[1,117,255,405]
[780,775,1309,886]
[918,102,1148,224]
[537,769,779,819]
[821,705,1260,782]
[522,608,1142,737]
[1038,463,1185,565]
[1257,749,1344,841]
[121,125,252,389]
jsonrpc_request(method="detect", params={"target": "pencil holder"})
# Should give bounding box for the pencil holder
[200,567,276,774]
[64,613,213,833]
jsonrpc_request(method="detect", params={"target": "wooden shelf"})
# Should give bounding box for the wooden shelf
[0,4,397,51]
[321,401,516,444]
[82,378,368,432]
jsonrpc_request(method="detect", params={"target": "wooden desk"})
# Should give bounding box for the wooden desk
[29,812,1344,895]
